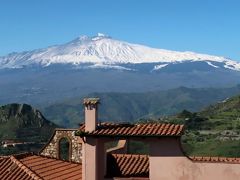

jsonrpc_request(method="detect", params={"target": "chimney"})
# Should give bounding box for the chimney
[83,98,100,132]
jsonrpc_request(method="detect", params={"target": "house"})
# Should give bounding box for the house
[1,98,240,180]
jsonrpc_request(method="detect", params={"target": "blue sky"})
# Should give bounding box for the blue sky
[0,0,239,60]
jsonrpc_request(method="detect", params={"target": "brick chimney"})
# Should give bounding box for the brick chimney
[83,98,100,132]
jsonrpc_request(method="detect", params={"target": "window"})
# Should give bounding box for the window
[59,137,70,161]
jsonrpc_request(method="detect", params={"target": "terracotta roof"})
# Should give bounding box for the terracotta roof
[106,154,149,178]
[0,155,41,180]
[190,156,240,164]
[77,123,184,137]
[83,98,100,105]
[0,153,82,180]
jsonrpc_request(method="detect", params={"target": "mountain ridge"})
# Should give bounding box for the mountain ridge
[0,103,58,155]
[41,85,240,127]
[1,34,240,106]
[1,33,240,71]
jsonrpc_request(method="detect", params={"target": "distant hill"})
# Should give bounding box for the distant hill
[175,95,240,131]
[0,103,58,155]
[42,85,240,127]
[161,95,240,157]
[200,95,240,121]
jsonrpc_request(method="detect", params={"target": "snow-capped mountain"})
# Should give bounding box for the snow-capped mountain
[1,33,240,106]
[0,33,240,71]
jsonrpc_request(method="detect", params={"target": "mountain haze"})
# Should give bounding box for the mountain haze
[1,33,240,105]
[42,85,240,127]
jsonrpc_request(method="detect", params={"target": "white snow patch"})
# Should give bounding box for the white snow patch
[88,63,134,71]
[97,33,106,37]
[206,61,219,68]
[224,60,240,71]
[152,64,169,71]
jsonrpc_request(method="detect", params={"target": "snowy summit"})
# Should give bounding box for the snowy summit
[0,33,240,71]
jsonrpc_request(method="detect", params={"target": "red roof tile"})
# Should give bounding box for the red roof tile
[0,153,82,180]
[78,123,184,137]
[106,154,149,178]
[0,155,41,180]
[83,98,100,105]
[189,156,240,164]
[18,154,82,180]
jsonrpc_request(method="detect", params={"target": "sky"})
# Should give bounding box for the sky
[0,0,239,60]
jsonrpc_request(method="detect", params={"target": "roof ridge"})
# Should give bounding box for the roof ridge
[10,156,42,180]
[112,153,149,158]
[81,122,183,125]
[78,122,184,137]
[189,156,240,164]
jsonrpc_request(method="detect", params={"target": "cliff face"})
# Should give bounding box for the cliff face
[0,104,58,155]
[1,104,48,126]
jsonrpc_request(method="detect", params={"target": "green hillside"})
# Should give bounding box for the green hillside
[1,94,240,157]
[0,103,58,155]
[42,85,240,127]
[159,95,240,157]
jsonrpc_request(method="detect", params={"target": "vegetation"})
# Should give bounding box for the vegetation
[2,92,240,158]
[42,85,240,127]
[0,103,58,155]
[157,95,240,157]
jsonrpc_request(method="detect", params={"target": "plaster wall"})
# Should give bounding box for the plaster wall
[83,137,106,180]
[85,105,98,132]
[150,156,240,180]
[149,137,240,180]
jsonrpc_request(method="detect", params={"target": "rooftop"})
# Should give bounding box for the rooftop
[83,98,100,105]
[190,156,240,164]
[0,153,151,180]
[77,122,184,137]
[107,154,149,178]
[0,153,82,180]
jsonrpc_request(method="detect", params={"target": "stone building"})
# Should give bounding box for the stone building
[40,129,83,163]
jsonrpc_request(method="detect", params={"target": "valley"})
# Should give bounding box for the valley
[1,34,240,157]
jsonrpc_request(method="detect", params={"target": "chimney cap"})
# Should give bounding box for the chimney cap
[83,98,100,105]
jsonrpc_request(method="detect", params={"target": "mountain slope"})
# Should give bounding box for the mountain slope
[0,104,58,155]
[1,34,240,106]
[0,33,240,71]
[42,85,240,127]
[162,95,240,157]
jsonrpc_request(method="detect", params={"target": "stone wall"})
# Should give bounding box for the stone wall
[39,128,83,163]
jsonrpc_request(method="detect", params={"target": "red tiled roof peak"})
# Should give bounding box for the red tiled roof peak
[83,98,100,105]
[77,122,184,137]
[0,153,82,180]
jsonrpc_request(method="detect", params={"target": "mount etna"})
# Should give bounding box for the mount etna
[1,33,240,105]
